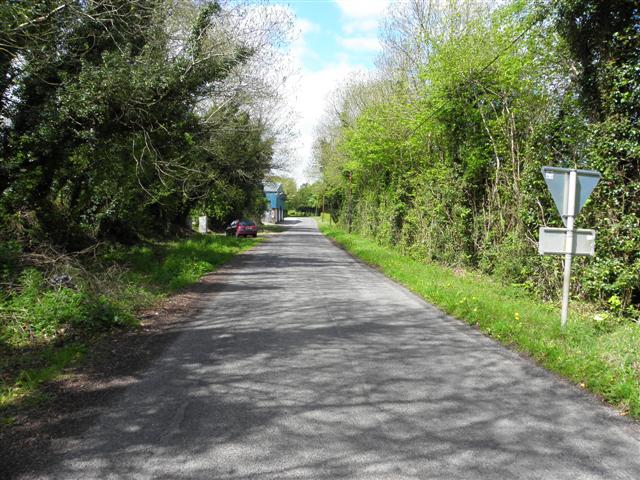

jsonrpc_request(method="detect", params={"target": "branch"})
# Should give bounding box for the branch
[14,4,69,32]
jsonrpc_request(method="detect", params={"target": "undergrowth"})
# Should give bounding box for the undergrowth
[0,234,262,413]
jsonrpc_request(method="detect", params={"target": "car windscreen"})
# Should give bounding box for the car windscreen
[239,220,255,226]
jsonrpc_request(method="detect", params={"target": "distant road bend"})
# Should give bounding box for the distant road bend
[32,218,640,479]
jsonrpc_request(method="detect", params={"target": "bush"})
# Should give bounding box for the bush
[0,268,135,344]
[0,235,262,349]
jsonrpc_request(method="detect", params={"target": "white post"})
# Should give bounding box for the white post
[198,216,208,234]
[561,170,577,328]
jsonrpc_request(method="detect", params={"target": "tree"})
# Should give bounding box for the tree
[312,0,640,315]
[0,1,287,244]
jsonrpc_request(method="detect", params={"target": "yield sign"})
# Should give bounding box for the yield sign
[541,167,601,226]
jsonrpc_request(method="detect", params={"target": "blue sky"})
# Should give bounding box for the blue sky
[287,0,382,70]
[273,0,390,183]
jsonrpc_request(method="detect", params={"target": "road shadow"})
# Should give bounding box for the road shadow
[6,218,640,479]
[0,246,281,479]
[18,296,640,479]
[282,218,302,225]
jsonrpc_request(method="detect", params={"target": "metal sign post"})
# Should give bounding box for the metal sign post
[539,167,601,328]
[560,171,577,328]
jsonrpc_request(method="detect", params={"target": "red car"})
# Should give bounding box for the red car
[225,219,258,238]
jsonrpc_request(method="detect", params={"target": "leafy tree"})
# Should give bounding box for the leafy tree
[0,1,280,245]
[554,0,640,308]
[313,0,640,316]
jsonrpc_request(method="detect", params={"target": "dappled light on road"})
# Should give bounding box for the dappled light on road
[39,219,640,479]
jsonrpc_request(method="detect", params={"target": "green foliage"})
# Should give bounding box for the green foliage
[0,241,20,284]
[1,267,133,343]
[287,182,321,214]
[6,269,84,336]
[320,222,640,417]
[313,0,640,318]
[320,213,332,224]
[555,0,638,119]
[0,1,274,245]
[114,235,261,291]
[1,235,261,348]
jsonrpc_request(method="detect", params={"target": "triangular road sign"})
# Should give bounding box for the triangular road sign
[541,167,601,226]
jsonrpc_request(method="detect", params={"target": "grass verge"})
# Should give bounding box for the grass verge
[318,222,640,418]
[0,234,262,415]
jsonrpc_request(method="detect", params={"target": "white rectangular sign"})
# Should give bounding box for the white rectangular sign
[538,227,596,256]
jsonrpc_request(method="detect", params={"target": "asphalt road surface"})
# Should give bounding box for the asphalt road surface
[34,218,640,479]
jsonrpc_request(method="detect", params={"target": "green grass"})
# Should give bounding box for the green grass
[0,234,262,415]
[110,234,262,292]
[0,343,86,411]
[319,222,640,417]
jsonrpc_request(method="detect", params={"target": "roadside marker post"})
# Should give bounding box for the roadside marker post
[539,167,601,328]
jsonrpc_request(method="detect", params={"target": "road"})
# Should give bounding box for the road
[35,218,639,479]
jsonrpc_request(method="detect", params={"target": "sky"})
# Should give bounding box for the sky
[277,0,391,184]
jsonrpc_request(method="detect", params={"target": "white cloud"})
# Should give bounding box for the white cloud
[335,0,389,52]
[335,0,390,19]
[337,36,381,52]
[276,3,389,184]
[281,17,367,183]
[342,18,380,34]
[297,18,321,35]
[288,17,321,65]
[285,60,367,184]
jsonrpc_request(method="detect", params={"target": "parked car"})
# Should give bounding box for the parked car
[225,219,258,237]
